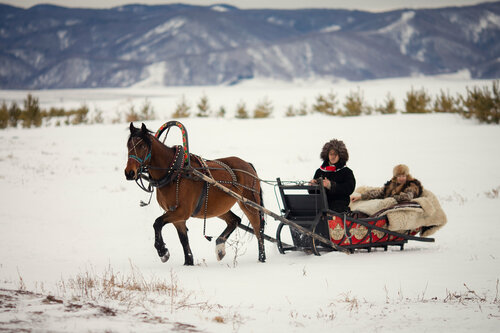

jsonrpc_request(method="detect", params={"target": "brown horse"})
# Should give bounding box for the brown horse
[124,123,266,265]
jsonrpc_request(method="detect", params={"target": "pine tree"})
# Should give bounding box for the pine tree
[171,95,191,118]
[216,106,226,118]
[253,97,273,118]
[235,101,249,119]
[196,94,211,117]
[461,81,499,124]
[404,87,431,113]
[71,105,89,125]
[376,93,398,114]
[0,102,8,129]
[434,90,458,113]
[312,91,338,116]
[297,100,308,116]
[341,89,369,116]
[493,80,500,124]
[285,105,296,117]
[139,99,155,120]
[22,94,42,128]
[125,105,140,122]
[92,109,104,124]
[9,102,22,128]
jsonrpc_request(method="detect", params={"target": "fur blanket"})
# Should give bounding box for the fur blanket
[350,187,447,237]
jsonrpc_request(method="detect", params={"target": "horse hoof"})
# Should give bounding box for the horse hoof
[160,251,170,263]
[216,243,226,261]
[184,253,194,266]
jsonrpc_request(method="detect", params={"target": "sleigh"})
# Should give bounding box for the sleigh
[128,120,441,265]
[274,178,435,255]
[151,121,439,256]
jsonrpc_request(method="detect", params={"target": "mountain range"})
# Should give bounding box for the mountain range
[0,2,499,89]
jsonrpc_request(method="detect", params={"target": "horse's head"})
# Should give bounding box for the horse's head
[125,122,153,181]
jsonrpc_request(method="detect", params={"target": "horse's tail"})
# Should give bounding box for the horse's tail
[249,162,266,234]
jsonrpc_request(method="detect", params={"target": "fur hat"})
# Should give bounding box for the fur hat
[320,139,349,165]
[393,164,410,177]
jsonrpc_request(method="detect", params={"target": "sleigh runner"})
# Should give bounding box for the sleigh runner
[125,121,442,264]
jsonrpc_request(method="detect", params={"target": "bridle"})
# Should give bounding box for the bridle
[128,137,153,193]
[128,137,151,165]
[128,135,185,195]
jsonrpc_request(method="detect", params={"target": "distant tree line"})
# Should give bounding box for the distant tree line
[304,80,499,124]
[0,95,156,129]
[170,94,274,119]
[0,94,92,129]
[1,81,498,129]
[169,80,499,124]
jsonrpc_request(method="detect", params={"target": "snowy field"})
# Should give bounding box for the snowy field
[1,77,500,332]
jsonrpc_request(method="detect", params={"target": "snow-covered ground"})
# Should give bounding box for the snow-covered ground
[1,77,500,332]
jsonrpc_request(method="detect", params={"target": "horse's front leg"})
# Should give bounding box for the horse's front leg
[173,222,194,266]
[153,216,170,263]
[215,211,241,261]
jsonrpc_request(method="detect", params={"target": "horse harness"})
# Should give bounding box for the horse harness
[133,143,259,217]
[129,139,185,197]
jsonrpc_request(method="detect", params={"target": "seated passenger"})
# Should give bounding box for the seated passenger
[351,164,423,203]
[310,139,356,213]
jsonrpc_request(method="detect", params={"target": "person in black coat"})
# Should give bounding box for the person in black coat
[310,139,356,213]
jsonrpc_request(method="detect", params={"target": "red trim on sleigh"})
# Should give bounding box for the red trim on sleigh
[328,216,420,246]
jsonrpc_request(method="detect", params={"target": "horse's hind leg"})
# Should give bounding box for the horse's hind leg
[239,204,266,263]
[216,211,241,261]
[173,222,194,266]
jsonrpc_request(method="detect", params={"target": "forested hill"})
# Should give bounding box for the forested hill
[0,2,499,88]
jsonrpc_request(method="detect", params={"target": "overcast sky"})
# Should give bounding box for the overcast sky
[1,0,497,11]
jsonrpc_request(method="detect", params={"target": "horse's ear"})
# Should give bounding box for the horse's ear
[129,122,137,133]
[141,123,147,133]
